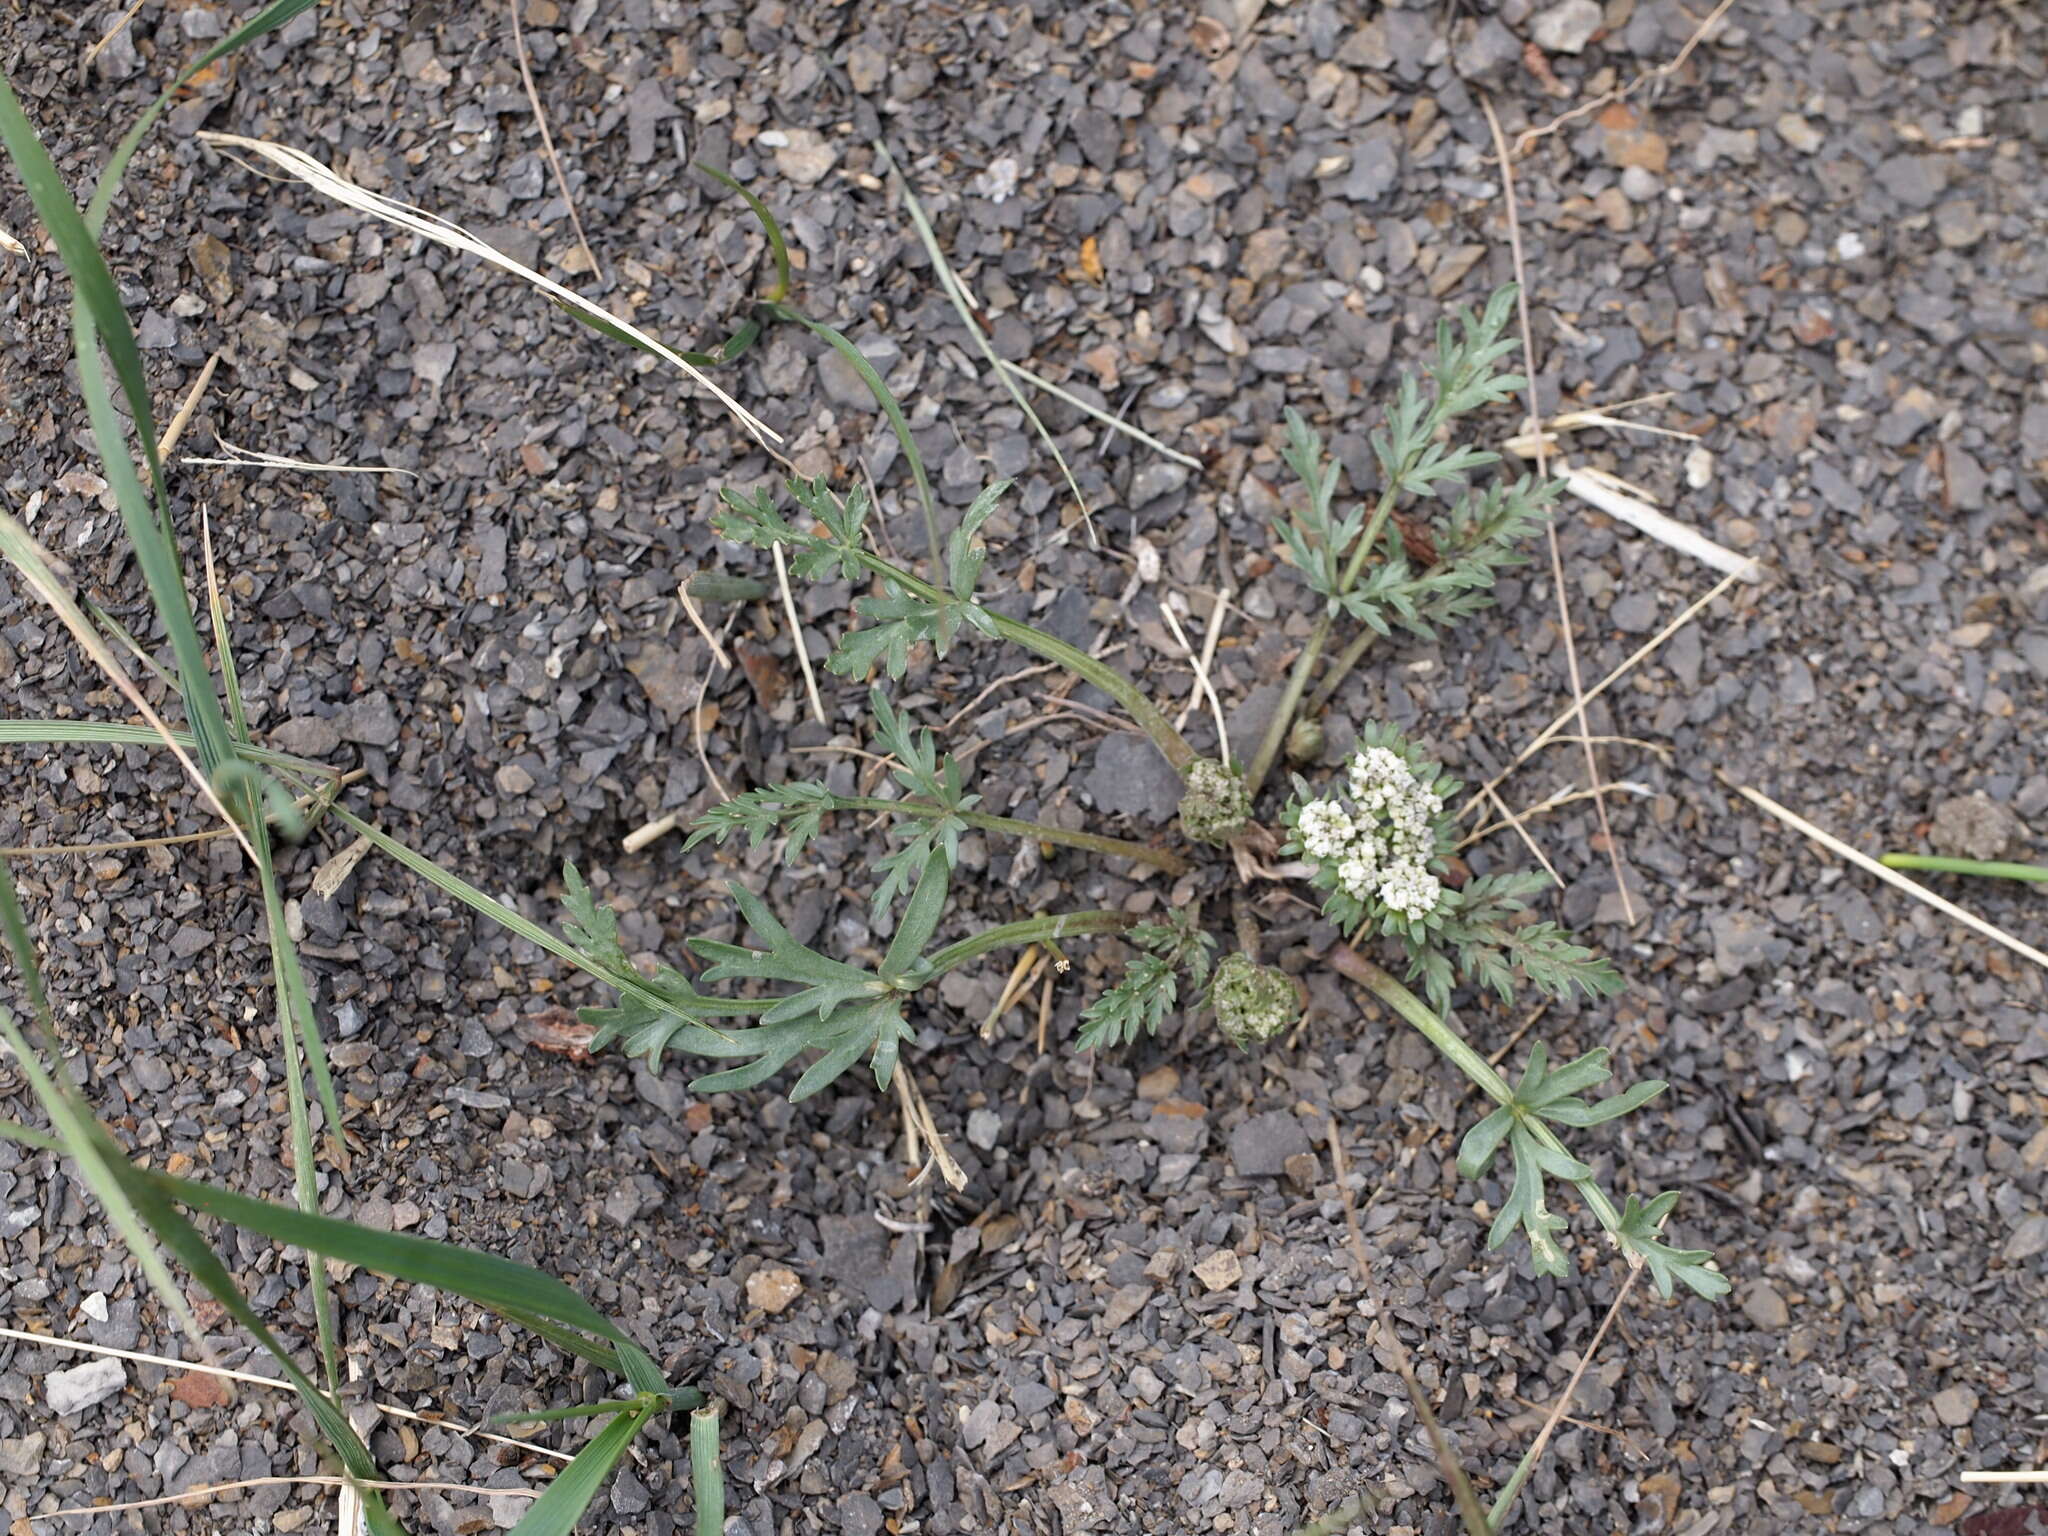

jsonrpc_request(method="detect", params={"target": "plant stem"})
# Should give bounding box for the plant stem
[860,554,1197,774]
[1306,627,1377,716]
[1243,611,1332,800]
[1327,946,1622,1234]
[1879,852,2048,882]
[690,1403,725,1536]
[494,1396,647,1426]
[834,796,1191,875]
[1244,482,1404,800]
[1485,1264,1640,1533]
[924,910,1132,977]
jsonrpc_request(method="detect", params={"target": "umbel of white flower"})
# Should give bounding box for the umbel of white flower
[1297,745,1445,919]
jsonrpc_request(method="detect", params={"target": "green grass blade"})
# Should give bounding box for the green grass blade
[0,865,211,1355]
[305,797,758,1041]
[204,524,250,741]
[207,548,346,1391]
[0,70,235,772]
[0,1018,223,1388]
[155,1163,658,1364]
[0,857,54,1027]
[0,1090,405,1536]
[1879,852,2048,882]
[763,300,943,581]
[492,1397,645,1428]
[485,1303,639,1380]
[691,1403,725,1536]
[83,0,322,236]
[505,1405,653,1536]
[81,595,181,691]
[250,813,344,1391]
[97,1140,406,1536]
[312,799,626,976]
[694,162,791,302]
[874,137,1094,542]
[549,297,743,369]
[0,719,335,776]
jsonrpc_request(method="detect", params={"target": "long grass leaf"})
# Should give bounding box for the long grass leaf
[0,69,237,772]
[694,163,790,302]
[505,1406,652,1536]
[204,510,344,1391]
[0,503,251,860]
[82,0,321,236]
[306,797,759,1037]
[156,1164,656,1361]
[0,719,334,776]
[98,1145,407,1536]
[691,1404,725,1536]
[0,868,209,1355]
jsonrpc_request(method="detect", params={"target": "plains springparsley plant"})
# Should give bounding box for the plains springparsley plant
[1287,724,1623,1015]
[509,201,1723,1303]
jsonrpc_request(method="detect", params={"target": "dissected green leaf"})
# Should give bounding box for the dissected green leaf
[1455,1104,1514,1183]
[684,784,836,862]
[827,589,950,680]
[1076,915,1216,1052]
[1617,1192,1730,1300]
[763,303,942,578]
[881,847,950,978]
[946,479,1011,599]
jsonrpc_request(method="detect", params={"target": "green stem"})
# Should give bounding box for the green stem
[835,796,1190,875]
[1306,627,1377,716]
[1243,611,1332,800]
[1328,946,1622,1235]
[245,789,339,1396]
[1244,482,1404,800]
[923,910,1132,977]
[690,1403,725,1536]
[1880,853,2048,882]
[861,554,1197,774]
[493,1396,646,1427]
[765,302,946,585]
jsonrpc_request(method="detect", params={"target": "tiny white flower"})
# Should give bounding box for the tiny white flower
[1378,860,1443,919]
[1296,799,1355,860]
[1337,852,1379,900]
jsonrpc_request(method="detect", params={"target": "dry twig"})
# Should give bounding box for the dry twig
[1512,0,1738,158]
[1455,570,1743,822]
[1481,93,1636,924]
[1723,774,2048,976]
[505,0,600,279]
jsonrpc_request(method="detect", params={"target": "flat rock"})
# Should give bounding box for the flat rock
[746,1266,802,1315]
[45,1358,126,1415]
[1193,1249,1244,1291]
[1876,154,1949,209]
[1740,1281,1790,1331]
[1930,791,2021,861]
[1531,0,1603,53]
[772,128,837,186]
[338,691,400,747]
[269,714,340,758]
[1084,733,1183,822]
[1228,1110,1311,1176]
[1931,1384,1978,1427]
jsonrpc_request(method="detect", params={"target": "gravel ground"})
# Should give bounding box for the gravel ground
[4,1,2048,1533]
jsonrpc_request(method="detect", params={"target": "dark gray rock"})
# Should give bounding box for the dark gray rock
[1084,733,1183,822]
[1228,1111,1312,1177]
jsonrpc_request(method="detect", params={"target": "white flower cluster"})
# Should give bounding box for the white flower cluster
[1296,744,1446,919]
